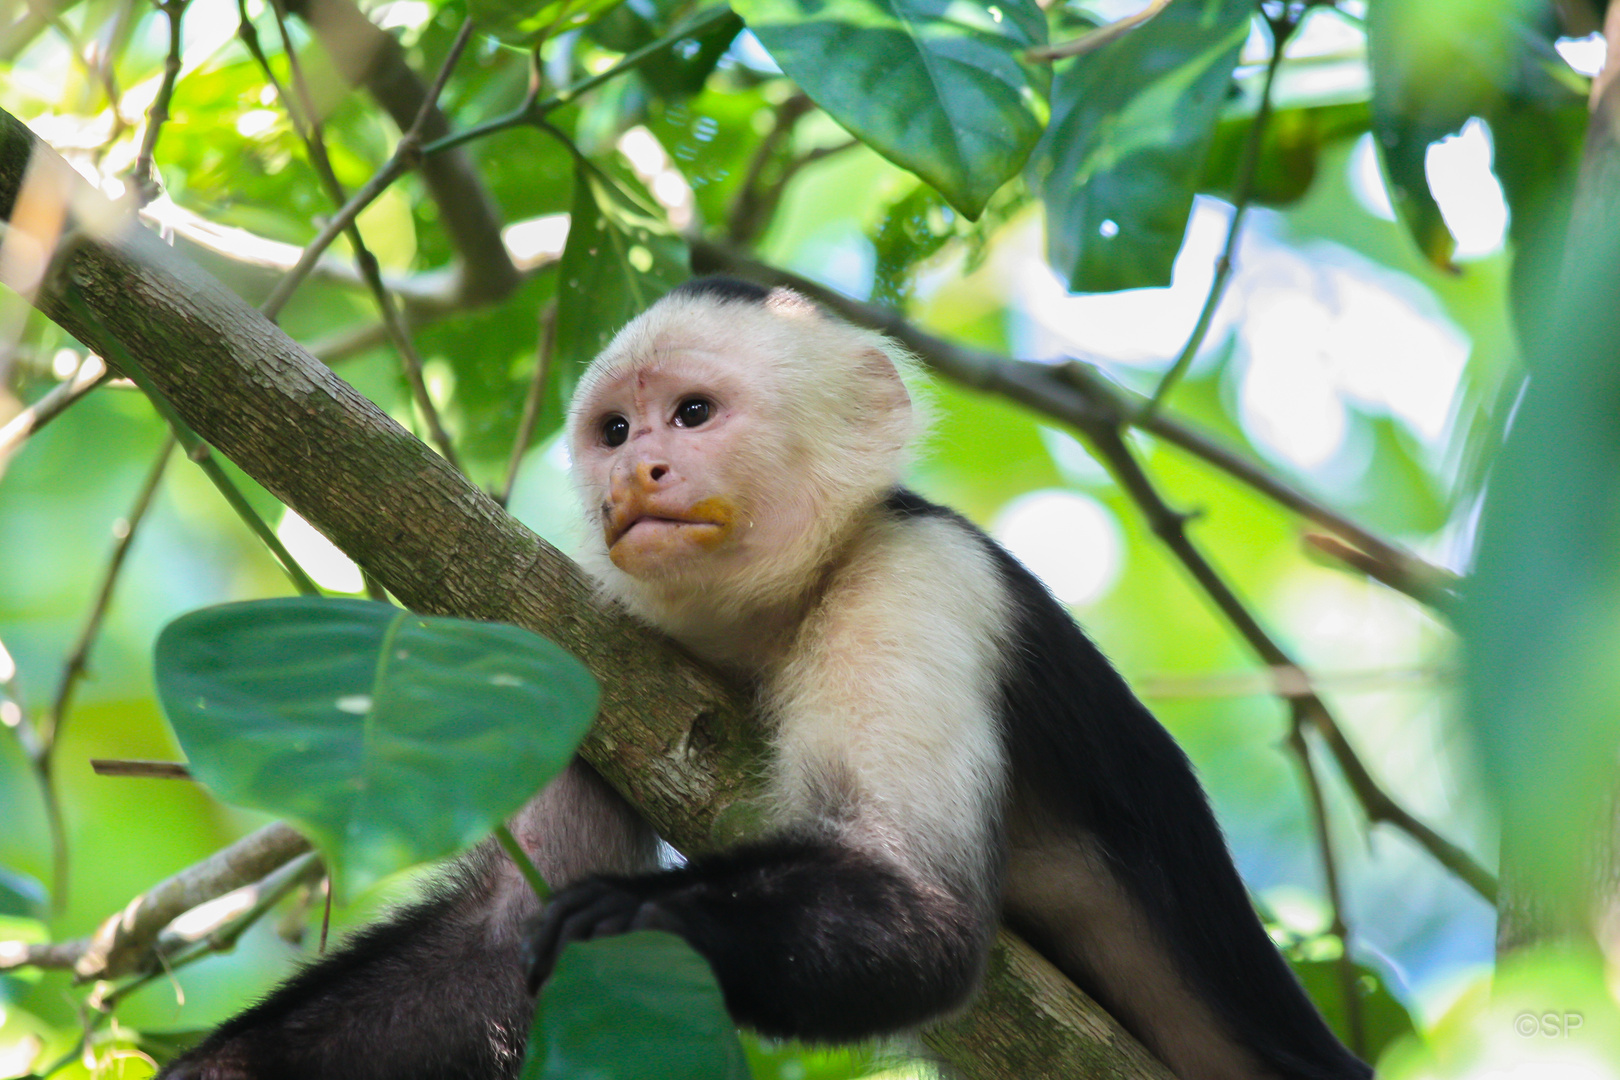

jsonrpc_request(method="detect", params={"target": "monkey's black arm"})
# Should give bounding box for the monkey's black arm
[529,836,996,1043]
[162,855,535,1080]
[161,761,658,1080]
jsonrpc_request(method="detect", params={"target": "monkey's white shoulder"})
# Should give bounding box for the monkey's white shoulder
[764,502,1012,887]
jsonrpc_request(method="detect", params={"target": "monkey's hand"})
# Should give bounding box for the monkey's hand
[525,876,680,992]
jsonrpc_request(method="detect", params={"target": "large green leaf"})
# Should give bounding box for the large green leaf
[155,598,599,897]
[554,164,688,399]
[1031,0,1250,292]
[524,931,750,1080]
[733,0,1048,219]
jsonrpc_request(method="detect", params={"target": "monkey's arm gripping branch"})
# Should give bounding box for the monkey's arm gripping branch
[530,838,993,1043]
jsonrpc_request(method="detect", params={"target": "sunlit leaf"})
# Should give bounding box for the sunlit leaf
[467,0,629,42]
[155,598,599,898]
[524,931,750,1080]
[1031,0,1250,292]
[733,0,1048,218]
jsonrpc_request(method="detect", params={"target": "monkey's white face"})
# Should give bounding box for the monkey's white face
[569,349,792,585]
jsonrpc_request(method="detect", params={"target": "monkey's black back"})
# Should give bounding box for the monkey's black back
[884,489,1370,1080]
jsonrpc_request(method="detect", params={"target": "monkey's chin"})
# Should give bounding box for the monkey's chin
[607,519,730,579]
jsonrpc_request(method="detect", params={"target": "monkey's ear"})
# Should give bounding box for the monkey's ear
[858,348,912,418]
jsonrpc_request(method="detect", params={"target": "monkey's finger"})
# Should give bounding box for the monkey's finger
[526,881,615,979]
[526,882,628,991]
[553,890,639,949]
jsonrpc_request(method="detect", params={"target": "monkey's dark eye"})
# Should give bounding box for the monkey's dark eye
[601,415,629,447]
[675,398,712,428]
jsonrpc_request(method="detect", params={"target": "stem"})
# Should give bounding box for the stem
[0,354,111,459]
[130,0,189,204]
[59,290,321,596]
[35,434,175,909]
[422,5,738,159]
[1025,0,1171,62]
[1141,12,1297,419]
[250,0,464,473]
[499,300,557,508]
[1286,720,1364,1055]
[496,824,552,901]
[261,17,476,320]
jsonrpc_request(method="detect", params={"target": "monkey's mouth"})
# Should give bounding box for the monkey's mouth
[607,513,726,550]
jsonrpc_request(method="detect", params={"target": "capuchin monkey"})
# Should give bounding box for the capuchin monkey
[163,278,1370,1080]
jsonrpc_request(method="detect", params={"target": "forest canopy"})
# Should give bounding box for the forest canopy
[2,0,1619,1077]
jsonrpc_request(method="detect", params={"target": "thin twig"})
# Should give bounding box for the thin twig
[1025,0,1172,62]
[1082,425,1496,902]
[38,3,125,128]
[1286,721,1364,1055]
[129,0,189,205]
[498,300,556,507]
[1062,362,1460,615]
[59,290,321,595]
[90,759,193,779]
[0,821,313,977]
[1142,10,1298,418]
[252,0,464,472]
[421,4,738,160]
[262,17,476,319]
[42,435,174,750]
[727,93,815,246]
[1303,533,1457,609]
[0,354,111,460]
[30,434,174,910]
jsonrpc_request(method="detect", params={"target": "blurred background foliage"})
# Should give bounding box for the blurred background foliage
[0,0,1617,1075]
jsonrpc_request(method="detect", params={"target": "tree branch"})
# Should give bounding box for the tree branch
[282,0,520,305]
[0,822,312,979]
[0,106,1156,1080]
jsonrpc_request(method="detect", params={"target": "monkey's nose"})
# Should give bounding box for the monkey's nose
[639,462,668,484]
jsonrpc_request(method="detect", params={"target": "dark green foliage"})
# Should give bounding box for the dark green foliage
[1030,0,1251,291]
[525,932,751,1080]
[554,165,688,399]
[154,598,599,897]
[1289,952,1417,1063]
[733,0,1049,218]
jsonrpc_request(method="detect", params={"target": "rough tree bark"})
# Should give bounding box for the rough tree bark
[0,108,1170,1080]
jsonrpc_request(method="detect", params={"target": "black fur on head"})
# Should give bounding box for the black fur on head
[668,275,773,306]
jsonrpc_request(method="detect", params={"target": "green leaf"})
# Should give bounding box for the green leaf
[467,0,629,42]
[1290,953,1416,1063]
[1031,0,1250,292]
[0,866,45,918]
[155,597,599,898]
[733,0,1048,219]
[1200,102,1372,209]
[870,183,955,307]
[554,164,688,398]
[524,931,750,1080]
[1365,0,1545,269]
